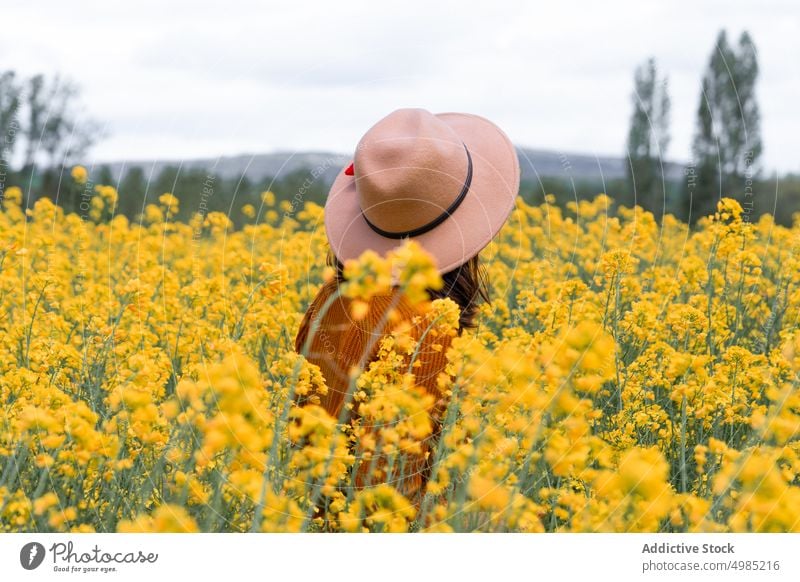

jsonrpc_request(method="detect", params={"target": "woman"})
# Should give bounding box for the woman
[294,107,520,506]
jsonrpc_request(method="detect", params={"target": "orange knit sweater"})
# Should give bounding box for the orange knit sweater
[294,278,453,502]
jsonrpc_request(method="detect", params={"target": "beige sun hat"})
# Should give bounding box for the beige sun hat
[324,107,520,274]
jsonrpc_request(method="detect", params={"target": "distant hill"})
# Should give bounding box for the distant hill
[516,148,685,183]
[95,151,351,186]
[95,147,686,186]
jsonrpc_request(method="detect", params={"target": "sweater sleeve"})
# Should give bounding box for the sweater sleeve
[294,280,333,355]
[295,281,456,505]
[295,280,390,419]
[354,297,455,506]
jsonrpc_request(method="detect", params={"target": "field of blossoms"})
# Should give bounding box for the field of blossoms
[1,168,800,533]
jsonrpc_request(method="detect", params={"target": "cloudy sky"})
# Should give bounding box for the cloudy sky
[3,0,798,173]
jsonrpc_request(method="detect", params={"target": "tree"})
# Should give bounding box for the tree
[119,166,147,218]
[0,71,21,157]
[23,74,100,170]
[0,71,22,200]
[96,165,114,187]
[685,30,762,222]
[0,69,103,203]
[625,57,671,215]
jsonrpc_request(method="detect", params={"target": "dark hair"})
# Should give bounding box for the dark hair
[326,248,491,334]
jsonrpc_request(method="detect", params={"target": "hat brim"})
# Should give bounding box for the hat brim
[324,112,520,275]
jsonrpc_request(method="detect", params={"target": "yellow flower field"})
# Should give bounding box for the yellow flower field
[1,175,800,533]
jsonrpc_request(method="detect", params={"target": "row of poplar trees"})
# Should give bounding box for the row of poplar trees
[626,29,762,223]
